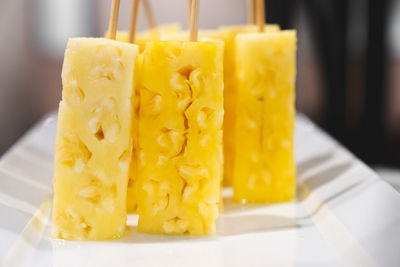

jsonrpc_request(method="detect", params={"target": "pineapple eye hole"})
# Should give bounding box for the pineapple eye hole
[127,178,134,188]
[77,87,85,101]
[65,85,85,106]
[59,135,92,169]
[171,47,182,57]
[96,45,104,53]
[133,89,140,116]
[110,184,117,198]
[183,105,191,129]
[165,193,170,210]
[198,178,207,192]
[177,135,188,157]
[80,221,92,236]
[140,87,162,114]
[101,72,115,81]
[160,127,172,133]
[115,47,123,57]
[180,180,188,197]
[118,149,129,162]
[79,176,112,205]
[178,65,195,81]
[81,142,92,160]
[200,107,214,118]
[107,73,114,80]
[83,224,92,235]
[60,158,72,168]
[162,216,188,234]
[94,126,105,141]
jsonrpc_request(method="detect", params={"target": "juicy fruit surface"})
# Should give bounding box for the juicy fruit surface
[233,31,296,203]
[137,41,224,235]
[217,25,280,186]
[161,25,280,187]
[52,38,138,240]
[114,24,181,213]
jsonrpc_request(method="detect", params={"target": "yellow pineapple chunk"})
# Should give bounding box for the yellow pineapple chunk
[233,30,297,203]
[216,25,280,186]
[137,40,224,235]
[115,23,181,51]
[161,25,280,186]
[52,38,138,240]
[113,24,181,214]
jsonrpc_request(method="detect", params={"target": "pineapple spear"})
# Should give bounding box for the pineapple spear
[232,0,297,203]
[52,0,140,240]
[136,0,224,235]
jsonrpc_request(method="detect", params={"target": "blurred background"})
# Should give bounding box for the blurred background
[0,0,399,178]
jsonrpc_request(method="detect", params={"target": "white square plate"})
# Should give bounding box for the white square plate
[1,113,399,267]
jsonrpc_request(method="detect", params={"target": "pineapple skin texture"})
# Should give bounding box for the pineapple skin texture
[52,38,138,240]
[137,40,224,235]
[233,31,297,204]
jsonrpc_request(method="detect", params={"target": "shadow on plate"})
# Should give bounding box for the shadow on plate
[119,226,216,243]
[119,214,304,242]
[218,214,303,236]
[297,161,354,201]
[222,196,290,214]
[296,151,335,177]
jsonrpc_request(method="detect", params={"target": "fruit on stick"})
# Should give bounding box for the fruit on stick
[233,30,297,203]
[137,40,224,235]
[52,38,139,240]
[161,24,280,186]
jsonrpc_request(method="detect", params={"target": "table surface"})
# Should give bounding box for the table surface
[0,112,400,267]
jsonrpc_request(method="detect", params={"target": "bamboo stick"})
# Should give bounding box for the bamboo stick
[129,0,141,43]
[107,0,121,40]
[256,0,265,32]
[248,0,256,24]
[143,0,156,29]
[189,0,200,42]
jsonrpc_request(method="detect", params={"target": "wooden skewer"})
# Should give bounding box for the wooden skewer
[189,0,200,42]
[188,0,192,30]
[107,0,121,40]
[256,0,265,32]
[248,0,256,24]
[129,0,141,43]
[143,0,156,29]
